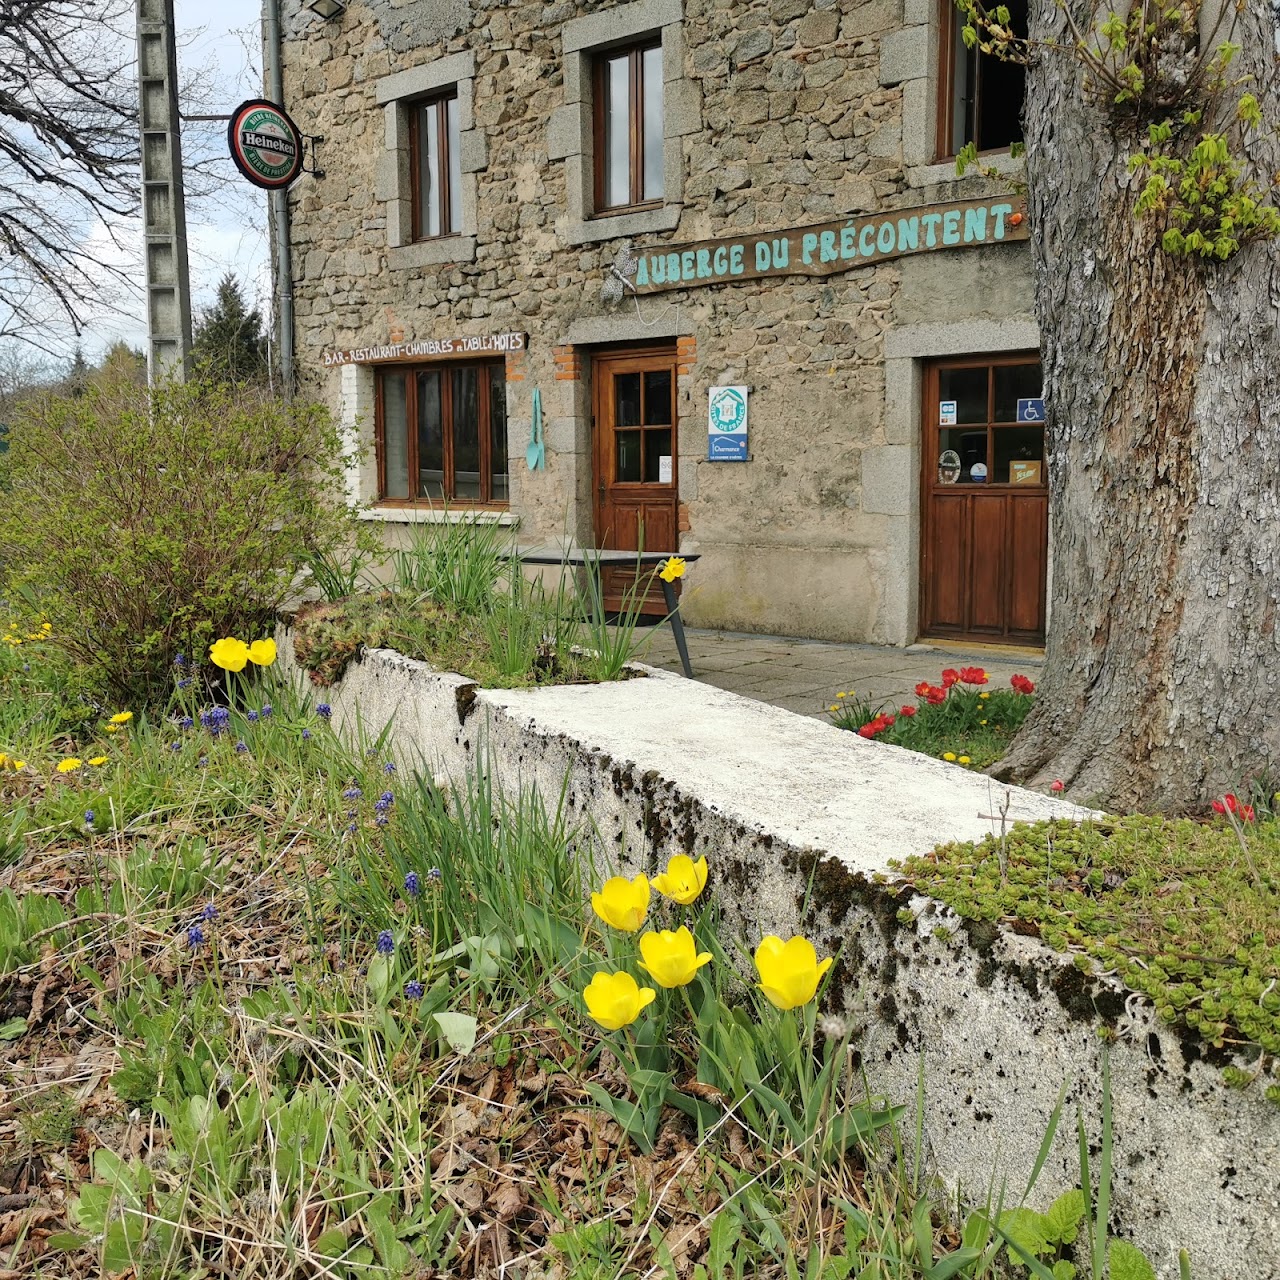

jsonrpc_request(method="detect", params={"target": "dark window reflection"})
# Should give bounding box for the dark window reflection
[489,364,508,502]
[451,367,480,500]
[616,373,641,427]
[616,430,642,482]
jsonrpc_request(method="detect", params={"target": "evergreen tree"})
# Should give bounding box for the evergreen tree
[191,275,268,384]
[65,346,90,397]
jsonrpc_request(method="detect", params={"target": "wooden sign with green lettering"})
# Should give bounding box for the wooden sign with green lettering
[632,196,1028,293]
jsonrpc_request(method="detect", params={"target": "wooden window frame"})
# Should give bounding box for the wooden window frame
[934,0,1025,162]
[592,39,663,217]
[922,352,1045,495]
[374,359,509,507]
[409,90,459,241]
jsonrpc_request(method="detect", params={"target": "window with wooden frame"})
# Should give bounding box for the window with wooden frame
[376,362,509,505]
[409,91,462,240]
[593,39,664,214]
[929,354,1043,487]
[937,0,1027,159]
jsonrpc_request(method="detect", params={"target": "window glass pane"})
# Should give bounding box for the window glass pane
[489,364,508,502]
[446,94,461,234]
[993,362,1043,421]
[615,372,641,427]
[644,429,672,483]
[993,426,1045,483]
[616,429,642,482]
[451,367,481,500]
[950,13,975,155]
[643,368,671,424]
[421,102,441,237]
[936,427,988,483]
[604,55,630,208]
[382,373,410,499]
[641,45,663,202]
[938,366,989,425]
[416,370,444,500]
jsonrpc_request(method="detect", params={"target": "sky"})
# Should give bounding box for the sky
[40,0,273,364]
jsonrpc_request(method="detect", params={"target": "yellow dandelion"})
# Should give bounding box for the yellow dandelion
[87,756,109,767]
[110,711,134,724]
[104,724,120,733]
[942,752,957,762]
[56,758,83,773]
[958,755,971,765]
[837,691,847,698]
[980,719,988,725]
[979,692,990,700]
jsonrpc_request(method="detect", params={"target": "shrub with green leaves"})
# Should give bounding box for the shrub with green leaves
[0,373,358,705]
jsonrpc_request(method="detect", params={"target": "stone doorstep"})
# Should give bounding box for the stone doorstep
[277,632,1280,1276]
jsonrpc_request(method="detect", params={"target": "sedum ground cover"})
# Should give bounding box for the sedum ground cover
[2,620,1091,1280]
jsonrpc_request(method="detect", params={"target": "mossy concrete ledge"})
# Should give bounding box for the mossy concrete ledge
[278,630,1279,1277]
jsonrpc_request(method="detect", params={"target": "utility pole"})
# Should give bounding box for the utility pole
[136,0,193,382]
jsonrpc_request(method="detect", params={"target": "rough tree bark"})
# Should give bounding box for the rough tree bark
[993,0,1280,811]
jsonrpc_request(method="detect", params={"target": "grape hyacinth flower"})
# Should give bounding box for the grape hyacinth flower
[201,902,218,921]
[317,703,332,719]
[260,704,273,718]
[179,715,194,731]
[187,924,205,948]
[403,871,421,897]
[405,979,424,999]
[343,786,363,800]
[428,867,442,881]
[197,757,209,768]
[235,740,248,753]
[301,729,311,740]
[377,790,395,809]
[246,709,259,722]
[170,741,181,752]
[376,930,394,955]
[174,653,186,667]
[375,814,389,827]
[84,810,94,827]
[383,761,396,774]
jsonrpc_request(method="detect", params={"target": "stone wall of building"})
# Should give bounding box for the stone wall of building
[282,0,1037,644]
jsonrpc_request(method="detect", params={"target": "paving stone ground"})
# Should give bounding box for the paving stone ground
[631,625,1044,720]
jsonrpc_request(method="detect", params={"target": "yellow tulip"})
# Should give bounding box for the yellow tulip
[248,638,277,666]
[209,637,250,672]
[651,854,708,905]
[753,935,833,1011]
[658,556,687,583]
[56,758,83,773]
[638,926,712,988]
[582,971,656,1030]
[590,874,650,932]
[109,711,133,724]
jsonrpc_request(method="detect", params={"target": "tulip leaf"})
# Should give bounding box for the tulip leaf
[433,1012,478,1055]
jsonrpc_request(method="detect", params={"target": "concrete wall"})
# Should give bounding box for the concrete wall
[280,631,1280,1279]
[283,0,1039,646]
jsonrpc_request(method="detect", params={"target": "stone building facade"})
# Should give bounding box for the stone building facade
[282,0,1046,646]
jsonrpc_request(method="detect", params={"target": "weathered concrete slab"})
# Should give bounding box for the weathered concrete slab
[279,631,1280,1278]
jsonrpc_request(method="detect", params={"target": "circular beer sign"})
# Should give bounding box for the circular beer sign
[227,99,304,190]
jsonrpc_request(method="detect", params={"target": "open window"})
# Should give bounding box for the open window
[938,0,1027,158]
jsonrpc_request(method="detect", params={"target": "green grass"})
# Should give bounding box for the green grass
[894,816,1280,1076]
[0,625,1198,1278]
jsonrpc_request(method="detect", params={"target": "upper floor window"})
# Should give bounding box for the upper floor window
[938,0,1026,158]
[594,40,664,213]
[411,91,461,240]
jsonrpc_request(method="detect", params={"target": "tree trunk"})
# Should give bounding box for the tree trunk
[994,0,1280,811]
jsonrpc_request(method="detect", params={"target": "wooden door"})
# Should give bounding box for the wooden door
[919,354,1048,644]
[592,346,679,612]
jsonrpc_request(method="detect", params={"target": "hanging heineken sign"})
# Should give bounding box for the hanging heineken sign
[227,99,304,190]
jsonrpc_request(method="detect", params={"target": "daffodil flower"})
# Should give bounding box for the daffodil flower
[658,556,687,583]
[637,927,712,988]
[582,971,656,1030]
[209,637,250,672]
[651,854,708,905]
[591,874,650,932]
[753,935,833,1011]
